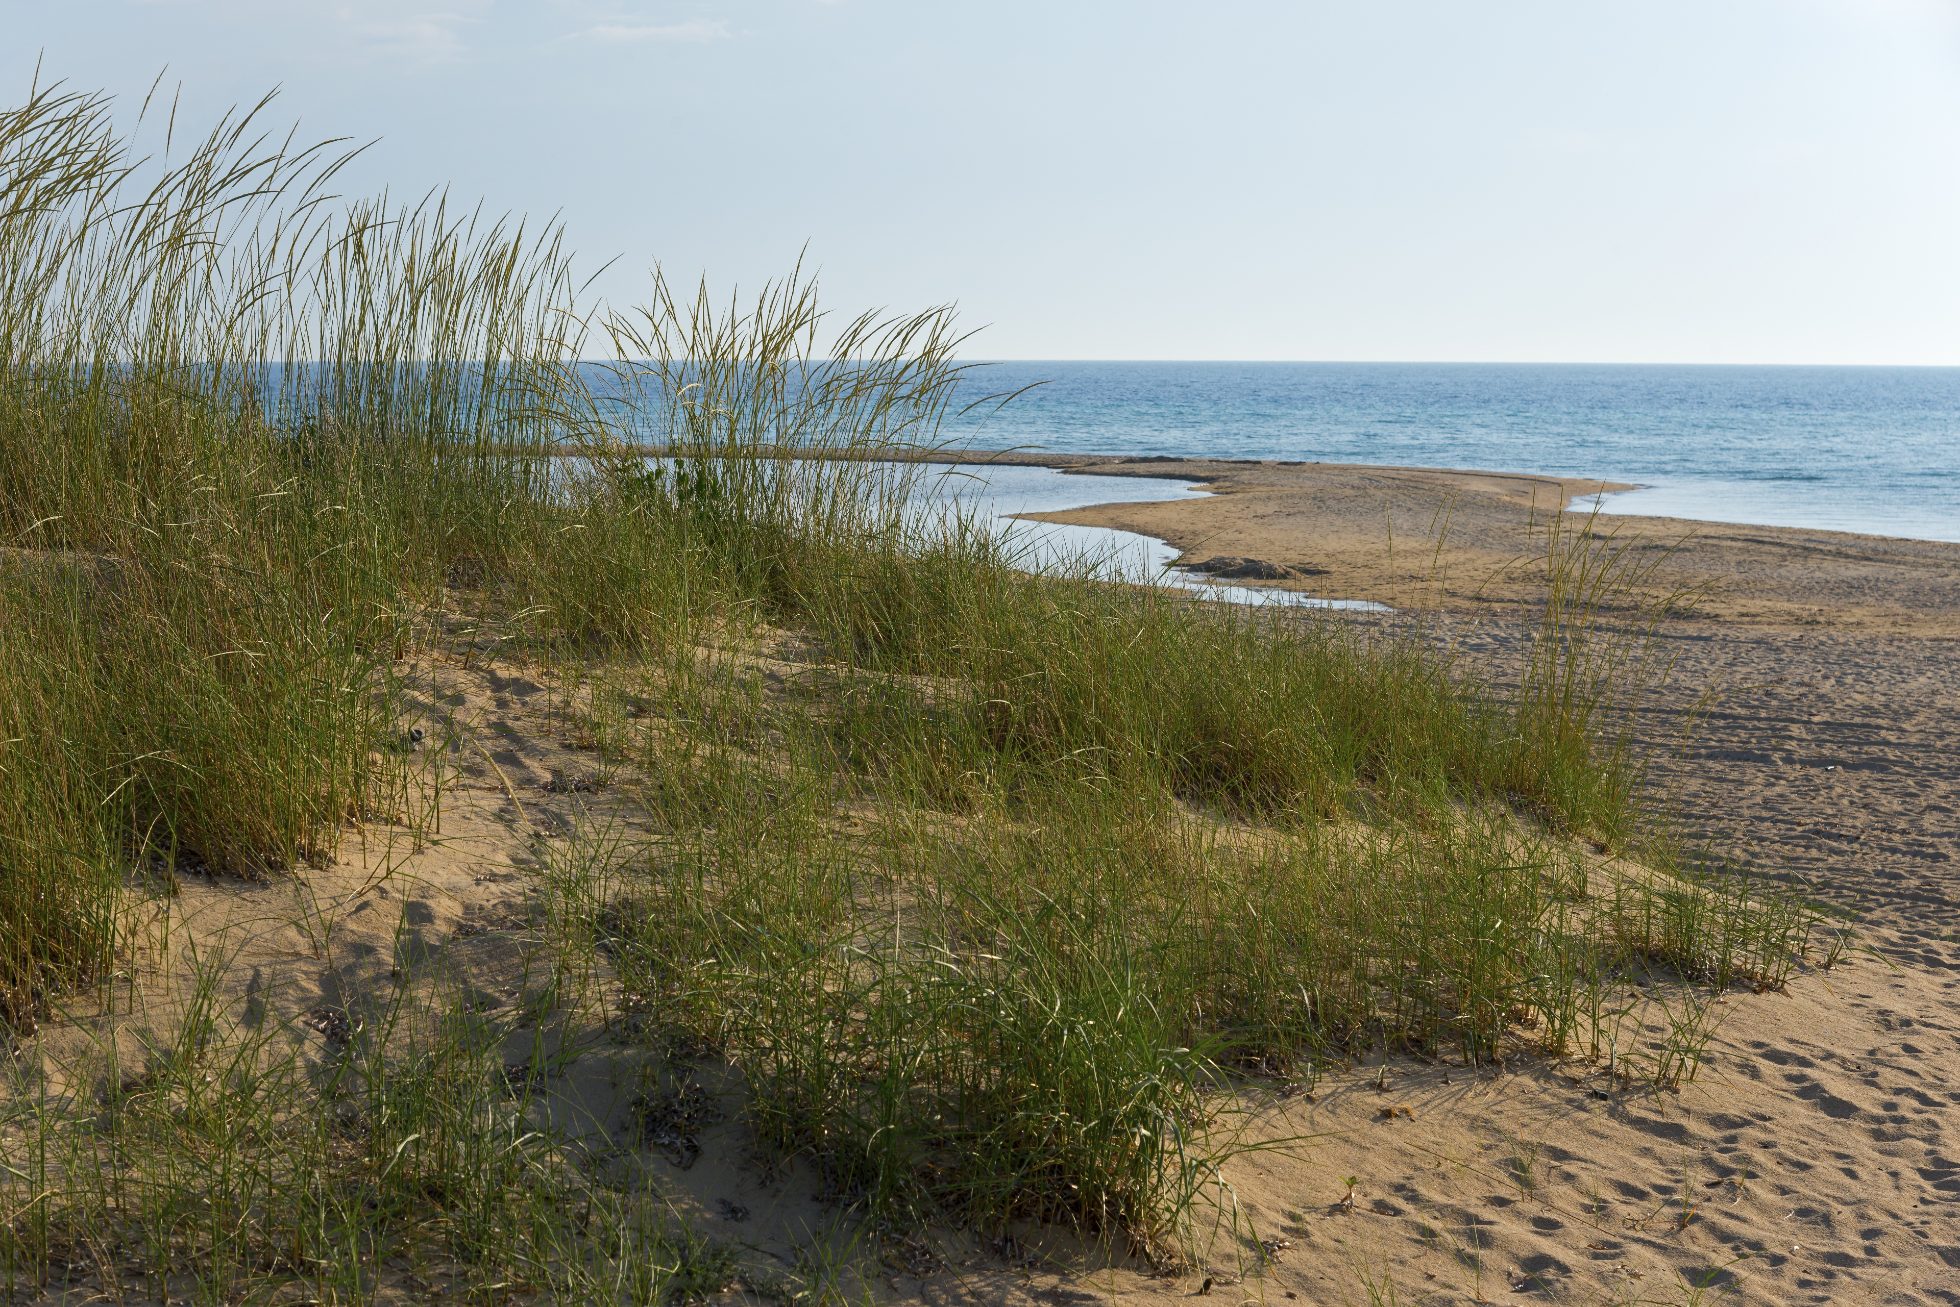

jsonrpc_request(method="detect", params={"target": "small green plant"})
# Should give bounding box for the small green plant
[1650,987,1726,1091]
[1509,1138,1543,1197]
[1356,1259,1403,1306]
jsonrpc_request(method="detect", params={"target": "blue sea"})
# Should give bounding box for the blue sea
[942,363,1960,543]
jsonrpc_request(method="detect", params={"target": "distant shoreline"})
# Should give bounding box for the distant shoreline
[564,440,1630,510]
[982,451,1960,635]
[575,438,1960,554]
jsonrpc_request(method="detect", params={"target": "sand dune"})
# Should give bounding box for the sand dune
[16,456,1959,1304]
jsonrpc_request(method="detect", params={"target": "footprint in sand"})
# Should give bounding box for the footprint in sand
[1786,1073,1861,1120]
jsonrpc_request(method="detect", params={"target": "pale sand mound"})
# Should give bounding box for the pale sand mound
[1014,454,1960,636]
[42,646,1947,1307]
[1198,941,1960,1306]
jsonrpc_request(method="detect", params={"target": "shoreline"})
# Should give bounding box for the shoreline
[584,441,1960,632]
[975,450,1960,636]
[938,446,1636,510]
[591,439,1958,555]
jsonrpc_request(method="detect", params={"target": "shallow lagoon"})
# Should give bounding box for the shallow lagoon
[910,463,1389,611]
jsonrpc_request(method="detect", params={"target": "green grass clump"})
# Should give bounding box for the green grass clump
[597,792,1223,1257]
[0,75,952,1013]
[0,571,126,1023]
[0,77,554,1014]
[801,538,1644,831]
[592,720,1812,1256]
[0,963,734,1302]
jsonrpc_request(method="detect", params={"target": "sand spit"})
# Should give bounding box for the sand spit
[1011,454,1960,635]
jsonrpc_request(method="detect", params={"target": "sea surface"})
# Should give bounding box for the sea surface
[942,363,1960,543]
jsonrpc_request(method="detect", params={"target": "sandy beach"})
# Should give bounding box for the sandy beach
[975,454,1960,1304]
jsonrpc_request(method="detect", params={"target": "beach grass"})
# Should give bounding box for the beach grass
[0,76,1826,1295]
[564,577,1813,1259]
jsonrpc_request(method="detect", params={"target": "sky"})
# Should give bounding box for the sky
[5,1,1960,364]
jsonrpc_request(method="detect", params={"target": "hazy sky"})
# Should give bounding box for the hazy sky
[6,1,1960,363]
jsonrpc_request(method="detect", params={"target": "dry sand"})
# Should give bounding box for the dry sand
[13,458,1960,1305]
